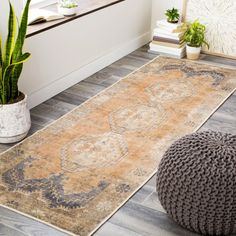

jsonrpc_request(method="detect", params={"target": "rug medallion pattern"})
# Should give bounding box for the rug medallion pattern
[0,57,235,235]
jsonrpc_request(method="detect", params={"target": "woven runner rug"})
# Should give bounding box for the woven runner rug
[0,57,235,236]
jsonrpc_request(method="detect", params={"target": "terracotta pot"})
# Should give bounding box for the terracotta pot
[186,45,201,60]
[0,93,31,143]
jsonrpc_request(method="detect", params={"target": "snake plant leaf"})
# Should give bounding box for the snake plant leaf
[0,35,2,68]
[2,52,30,103]
[12,0,31,62]
[0,67,2,87]
[2,1,17,71]
[3,52,30,84]
[10,64,23,99]
[0,35,2,90]
[0,66,2,104]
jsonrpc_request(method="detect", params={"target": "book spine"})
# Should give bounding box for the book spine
[156,21,183,29]
[153,36,182,44]
[154,30,183,39]
[149,43,185,53]
[152,41,184,48]
[148,50,185,59]
[149,46,185,56]
[153,34,179,40]
[156,26,186,33]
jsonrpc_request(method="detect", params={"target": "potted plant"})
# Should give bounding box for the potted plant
[183,20,209,60]
[0,0,31,143]
[58,0,78,16]
[165,8,180,23]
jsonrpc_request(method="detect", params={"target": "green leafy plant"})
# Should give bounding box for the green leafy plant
[183,20,209,48]
[165,8,180,23]
[60,0,78,8]
[0,0,31,105]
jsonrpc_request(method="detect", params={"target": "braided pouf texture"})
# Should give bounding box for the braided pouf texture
[156,131,236,236]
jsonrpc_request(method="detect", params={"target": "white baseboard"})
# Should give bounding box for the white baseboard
[27,32,151,109]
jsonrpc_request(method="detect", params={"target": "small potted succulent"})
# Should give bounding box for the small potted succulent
[183,20,209,60]
[58,0,78,16]
[165,8,180,23]
[0,0,31,143]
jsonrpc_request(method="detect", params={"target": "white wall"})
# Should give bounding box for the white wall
[151,0,183,30]
[0,0,23,40]
[17,0,152,108]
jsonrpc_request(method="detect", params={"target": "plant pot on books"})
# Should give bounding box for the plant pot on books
[0,93,31,143]
[58,6,77,16]
[58,0,78,16]
[186,45,201,60]
[0,0,32,143]
[165,8,180,24]
[183,20,209,60]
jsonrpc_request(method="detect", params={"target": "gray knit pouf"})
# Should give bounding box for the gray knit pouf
[156,131,236,236]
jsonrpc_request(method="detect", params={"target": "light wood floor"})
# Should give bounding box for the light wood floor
[0,46,235,236]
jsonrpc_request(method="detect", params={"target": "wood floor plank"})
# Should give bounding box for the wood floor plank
[30,98,77,122]
[99,75,122,87]
[65,81,106,99]
[200,118,236,134]
[0,207,67,236]
[112,56,148,69]
[108,201,199,236]
[28,123,45,136]
[200,54,236,67]
[0,223,27,236]
[52,91,86,106]
[130,184,154,204]
[140,192,165,214]
[30,113,53,127]
[130,50,157,61]
[84,72,113,85]
[0,144,11,155]
[95,222,142,236]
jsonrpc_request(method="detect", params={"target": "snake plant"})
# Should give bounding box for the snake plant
[0,0,31,105]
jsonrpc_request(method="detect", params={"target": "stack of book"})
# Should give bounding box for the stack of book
[149,19,187,58]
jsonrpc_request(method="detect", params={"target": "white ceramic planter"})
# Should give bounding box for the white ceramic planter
[0,94,31,143]
[186,45,201,60]
[58,6,78,16]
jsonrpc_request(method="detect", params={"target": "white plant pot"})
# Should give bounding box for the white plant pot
[186,45,201,60]
[0,94,31,143]
[58,6,77,16]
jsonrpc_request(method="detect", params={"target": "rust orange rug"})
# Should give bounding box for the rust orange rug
[0,57,235,236]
